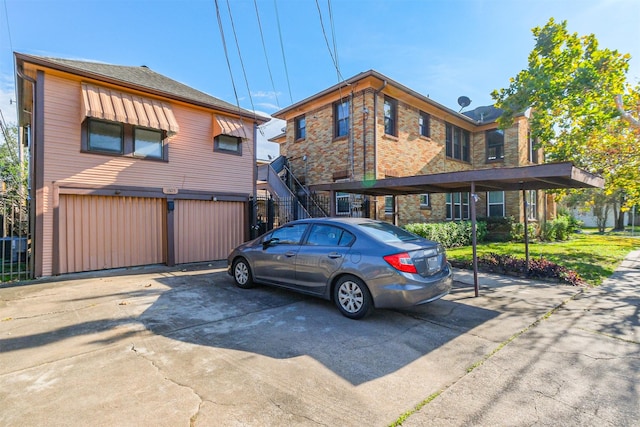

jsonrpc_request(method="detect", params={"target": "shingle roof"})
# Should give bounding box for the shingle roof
[16,53,268,122]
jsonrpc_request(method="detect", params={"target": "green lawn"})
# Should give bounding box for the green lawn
[446,233,640,286]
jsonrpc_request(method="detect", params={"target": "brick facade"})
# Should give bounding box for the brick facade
[274,71,550,226]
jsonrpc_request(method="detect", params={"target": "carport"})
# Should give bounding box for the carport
[309,162,605,296]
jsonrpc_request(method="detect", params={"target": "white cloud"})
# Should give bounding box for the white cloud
[0,73,17,124]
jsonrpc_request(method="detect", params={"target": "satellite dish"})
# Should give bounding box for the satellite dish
[457,96,471,111]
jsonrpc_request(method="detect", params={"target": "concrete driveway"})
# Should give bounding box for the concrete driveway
[1,256,637,426]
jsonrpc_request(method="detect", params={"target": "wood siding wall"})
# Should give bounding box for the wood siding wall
[58,195,165,274]
[32,68,255,276]
[174,200,244,264]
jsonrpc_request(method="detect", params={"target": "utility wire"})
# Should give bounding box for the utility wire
[214,0,242,112]
[2,0,13,52]
[253,0,280,109]
[327,0,339,74]
[225,0,256,118]
[315,0,344,82]
[274,0,293,104]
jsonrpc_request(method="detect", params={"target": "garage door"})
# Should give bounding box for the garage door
[174,200,245,264]
[58,195,165,274]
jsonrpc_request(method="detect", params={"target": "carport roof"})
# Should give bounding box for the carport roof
[308,162,604,195]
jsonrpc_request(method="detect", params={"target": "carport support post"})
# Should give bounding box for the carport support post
[522,189,530,271]
[471,182,479,297]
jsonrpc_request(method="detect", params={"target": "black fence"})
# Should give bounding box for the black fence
[0,191,31,282]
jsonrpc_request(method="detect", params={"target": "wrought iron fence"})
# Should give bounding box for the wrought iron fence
[0,190,31,282]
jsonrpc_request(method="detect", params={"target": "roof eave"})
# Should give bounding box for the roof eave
[15,52,268,124]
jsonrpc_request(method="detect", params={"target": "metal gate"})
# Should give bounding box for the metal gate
[0,186,30,282]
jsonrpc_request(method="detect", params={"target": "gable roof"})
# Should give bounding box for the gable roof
[15,52,268,123]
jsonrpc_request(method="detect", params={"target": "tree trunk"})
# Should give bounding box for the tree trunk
[613,194,626,231]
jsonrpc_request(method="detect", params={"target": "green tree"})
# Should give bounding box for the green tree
[491,18,639,229]
[0,120,29,236]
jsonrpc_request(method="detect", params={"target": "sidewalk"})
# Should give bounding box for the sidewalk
[403,250,640,426]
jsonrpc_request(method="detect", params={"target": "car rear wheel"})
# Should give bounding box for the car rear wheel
[232,258,255,289]
[334,275,373,319]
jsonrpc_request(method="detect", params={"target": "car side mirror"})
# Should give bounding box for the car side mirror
[262,237,280,249]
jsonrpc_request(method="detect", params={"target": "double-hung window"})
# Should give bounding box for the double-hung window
[527,190,538,220]
[486,129,505,161]
[446,192,469,220]
[84,118,167,160]
[295,115,306,140]
[445,123,470,162]
[334,99,350,138]
[419,111,430,138]
[528,130,539,163]
[385,196,394,215]
[384,96,397,136]
[487,191,505,217]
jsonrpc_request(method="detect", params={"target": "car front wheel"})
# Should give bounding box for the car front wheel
[334,275,373,319]
[232,258,255,289]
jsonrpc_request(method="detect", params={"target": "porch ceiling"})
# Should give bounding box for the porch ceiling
[308,162,604,196]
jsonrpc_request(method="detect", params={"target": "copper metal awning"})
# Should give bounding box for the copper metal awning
[309,162,604,195]
[81,83,180,135]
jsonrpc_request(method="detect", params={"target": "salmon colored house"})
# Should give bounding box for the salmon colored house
[15,53,267,277]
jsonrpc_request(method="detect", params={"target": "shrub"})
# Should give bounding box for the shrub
[450,253,586,286]
[510,222,539,242]
[479,216,513,242]
[404,221,487,248]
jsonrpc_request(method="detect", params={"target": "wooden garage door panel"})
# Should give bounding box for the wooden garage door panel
[58,195,165,274]
[175,200,244,264]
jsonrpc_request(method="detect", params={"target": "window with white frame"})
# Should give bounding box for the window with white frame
[446,192,469,220]
[527,190,538,220]
[420,193,430,208]
[385,195,394,215]
[487,191,505,217]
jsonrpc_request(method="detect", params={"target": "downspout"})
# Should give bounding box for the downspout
[372,80,387,220]
[16,66,39,278]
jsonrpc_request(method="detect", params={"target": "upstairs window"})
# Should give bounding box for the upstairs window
[419,111,431,138]
[295,115,306,140]
[486,129,505,162]
[528,130,539,163]
[384,96,397,136]
[88,119,123,154]
[214,134,242,155]
[84,118,167,161]
[134,128,163,159]
[334,99,350,138]
[445,123,470,162]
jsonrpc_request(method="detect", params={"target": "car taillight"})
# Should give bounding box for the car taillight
[383,252,418,274]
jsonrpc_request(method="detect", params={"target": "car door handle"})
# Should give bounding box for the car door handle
[328,253,343,259]
[285,251,297,257]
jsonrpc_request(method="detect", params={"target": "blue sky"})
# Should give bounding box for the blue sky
[1,0,639,159]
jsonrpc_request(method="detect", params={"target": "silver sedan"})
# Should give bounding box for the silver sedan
[228,217,453,319]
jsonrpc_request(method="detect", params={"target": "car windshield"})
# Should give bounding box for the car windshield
[357,222,420,243]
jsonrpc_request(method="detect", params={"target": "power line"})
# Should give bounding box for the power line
[253,0,280,109]
[315,0,344,82]
[2,0,13,53]
[214,0,242,112]
[225,0,256,117]
[274,0,293,104]
[327,0,339,74]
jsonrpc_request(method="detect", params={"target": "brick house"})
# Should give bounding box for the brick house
[271,70,553,226]
[15,53,267,277]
